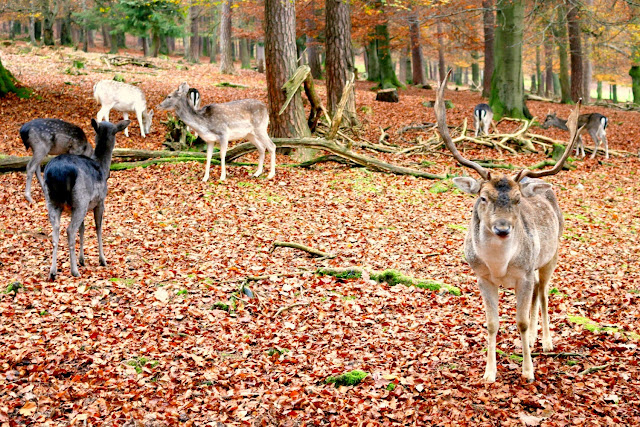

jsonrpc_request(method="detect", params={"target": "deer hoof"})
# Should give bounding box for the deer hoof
[267,173,275,179]
[79,257,85,266]
[100,259,107,267]
[49,272,57,281]
[71,269,80,277]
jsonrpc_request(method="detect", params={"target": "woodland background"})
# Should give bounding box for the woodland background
[1,0,640,425]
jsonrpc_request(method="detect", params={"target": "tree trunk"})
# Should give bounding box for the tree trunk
[141,37,149,57]
[109,30,119,54]
[0,57,22,97]
[409,11,426,86]
[366,38,380,82]
[326,0,358,126]
[240,38,251,69]
[582,0,593,103]
[29,16,37,44]
[219,0,234,74]
[101,25,110,49]
[43,10,55,46]
[151,32,161,57]
[187,5,201,63]
[256,44,265,73]
[482,0,495,98]
[536,45,544,95]
[489,0,529,119]
[566,2,583,103]
[554,6,571,103]
[544,31,553,98]
[307,34,322,78]
[437,19,446,84]
[264,0,311,139]
[375,24,402,88]
[629,66,640,104]
[596,80,602,100]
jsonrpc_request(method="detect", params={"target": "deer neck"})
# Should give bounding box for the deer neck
[551,118,569,131]
[472,215,523,281]
[94,142,116,179]
[175,101,212,134]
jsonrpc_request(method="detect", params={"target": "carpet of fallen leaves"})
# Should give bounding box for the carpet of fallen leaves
[1,45,639,426]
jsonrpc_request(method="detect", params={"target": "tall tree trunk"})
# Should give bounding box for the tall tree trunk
[582,0,593,103]
[554,5,571,103]
[151,32,161,57]
[489,0,529,119]
[264,0,311,138]
[141,37,149,57]
[376,23,402,88]
[409,11,426,86]
[187,5,201,63]
[219,0,234,74]
[102,25,110,49]
[240,38,251,69]
[566,1,583,103]
[29,16,37,44]
[306,1,323,79]
[209,11,217,63]
[256,43,265,73]
[630,66,640,104]
[365,37,380,82]
[0,57,22,97]
[482,0,495,98]
[544,31,553,98]
[326,0,358,126]
[437,19,446,84]
[109,30,119,54]
[42,6,55,46]
[536,45,544,95]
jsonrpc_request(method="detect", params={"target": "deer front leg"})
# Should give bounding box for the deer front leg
[203,142,214,182]
[258,129,276,179]
[78,221,85,266]
[538,257,557,352]
[248,134,265,178]
[67,208,88,277]
[123,112,132,137]
[516,277,535,381]
[25,156,41,203]
[479,280,499,383]
[94,202,107,266]
[134,111,145,138]
[48,206,62,280]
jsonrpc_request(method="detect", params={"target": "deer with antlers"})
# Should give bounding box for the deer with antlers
[435,73,582,383]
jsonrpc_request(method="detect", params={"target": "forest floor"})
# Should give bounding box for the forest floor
[1,44,639,426]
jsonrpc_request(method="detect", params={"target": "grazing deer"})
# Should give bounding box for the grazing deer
[474,103,494,137]
[159,82,276,181]
[20,118,94,204]
[43,119,129,279]
[93,80,154,138]
[435,72,582,383]
[542,112,608,159]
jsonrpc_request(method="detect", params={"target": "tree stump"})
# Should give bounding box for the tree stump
[375,88,399,103]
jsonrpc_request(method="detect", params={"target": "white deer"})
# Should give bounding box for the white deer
[93,80,153,138]
[159,82,276,181]
[435,71,583,382]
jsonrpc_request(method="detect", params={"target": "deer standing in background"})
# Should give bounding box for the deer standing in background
[474,103,494,137]
[43,119,129,279]
[159,82,276,181]
[93,80,154,138]
[185,88,201,138]
[435,72,582,382]
[20,118,94,204]
[542,112,608,159]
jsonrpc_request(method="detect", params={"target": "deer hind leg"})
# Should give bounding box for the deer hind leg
[258,129,276,179]
[537,256,557,352]
[203,142,214,182]
[575,135,585,158]
[94,201,107,266]
[25,144,47,203]
[218,137,229,181]
[479,280,499,383]
[247,134,265,178]
[474,117,480,137]
[588,129,600,159]
[97,105,111,124]
[135,110,145,138]
[48,205,63,280]
[516,277,535,381]
[67,206,88,277]
[78,221,85,266]
[529,270,540,349]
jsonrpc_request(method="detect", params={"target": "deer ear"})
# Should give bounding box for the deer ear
[114,120,131,133]
[179,82,190,93]
[91,118,99,132]
[453,177,481,194]
[520,179,552,197]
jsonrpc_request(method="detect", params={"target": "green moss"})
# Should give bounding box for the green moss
[386,383,396,391]
[568,315,639,340]
[3,282,23,294]
[317,268,362,280]
[211,301,229,311]
[325,370,369,387]
[370,269,461,296]
[214,82,248,88]
[429,182,449,194]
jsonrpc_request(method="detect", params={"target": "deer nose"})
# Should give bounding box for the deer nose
[492,220,512,237]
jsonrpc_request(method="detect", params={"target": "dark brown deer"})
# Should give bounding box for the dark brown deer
[435,72,582,382]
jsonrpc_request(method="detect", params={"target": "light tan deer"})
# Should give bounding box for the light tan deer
[435,73,582,383]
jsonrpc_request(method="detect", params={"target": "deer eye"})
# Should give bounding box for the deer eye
[479,196,487,203]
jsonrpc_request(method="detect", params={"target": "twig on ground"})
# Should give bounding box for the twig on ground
[270,241,336,259]
[579,364,610,375]
[274,302,311,317]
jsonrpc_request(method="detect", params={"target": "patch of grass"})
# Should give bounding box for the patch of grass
[39,310,48,316]
[429,182,449,194]
[211,301,229,311]
[371,269,461,296]
[446,224,467,232]
[567,315,639,340]
[108,277,136,286]
[113,74,125,82]
[3,282,23,294]
[126,357,159,374]
[386,383,396,391]
[325,370,369,387]
[176,289,188,296]
[317,269,362,280]
[566,360,579,366]
[214,82,248,88]
[267,348,289,356]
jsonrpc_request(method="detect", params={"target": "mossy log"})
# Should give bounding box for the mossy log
[1,139,445,179]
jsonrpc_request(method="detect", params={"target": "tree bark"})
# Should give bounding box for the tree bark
[630,66,640,104]
[240,38,251,69]
[409,11,426,86]
[566,1,583,103]
[489,0,529,119]
[256,44,265,73]
[42,1,56,46]
[544,31,553,98]
[536,45,544,95]
[437,19,446,84]
[219,0,234,74]
[365,37,380,82]
[582,0,593,103]
[0,57,22,97]
[264,0,311,139]
[326,0,358,126]
[482,0,495,98]
[187,5,201,63]
[376,23,402,88]
[554,5,571,103]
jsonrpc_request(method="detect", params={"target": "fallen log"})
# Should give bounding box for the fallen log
[1,139,445,179]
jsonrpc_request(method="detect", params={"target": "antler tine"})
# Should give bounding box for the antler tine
[516,99,583,181]
[435,70,489,180]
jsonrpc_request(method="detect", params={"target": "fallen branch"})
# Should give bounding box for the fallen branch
[274,302,311,317]
[327,72,355,140]
[295,155,356,168]
[270,241,336,259]
[579,364,609,375]
[101,55,157,68]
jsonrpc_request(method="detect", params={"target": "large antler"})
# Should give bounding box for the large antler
[435,70,490,180]
[515,100,584,182]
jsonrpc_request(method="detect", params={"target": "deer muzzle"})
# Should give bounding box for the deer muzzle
[492,219,512,238]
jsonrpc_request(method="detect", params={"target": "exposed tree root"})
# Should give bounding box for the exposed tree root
[270,241,336,259]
